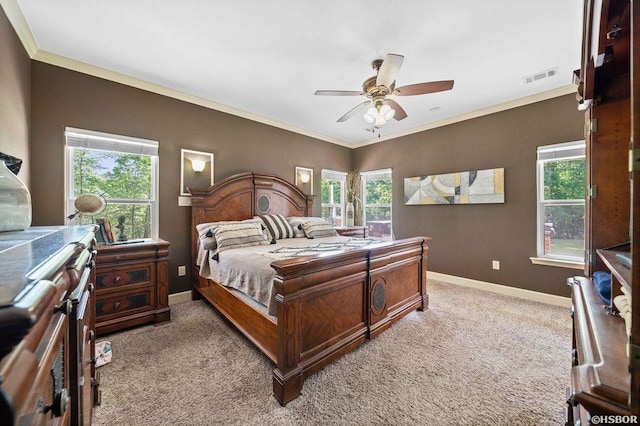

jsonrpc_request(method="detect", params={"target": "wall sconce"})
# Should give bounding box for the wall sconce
[181,149,214,197]
[191,159,206,172]
[295,166,313,194]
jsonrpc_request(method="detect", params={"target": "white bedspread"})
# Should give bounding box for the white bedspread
[197,236,378,316]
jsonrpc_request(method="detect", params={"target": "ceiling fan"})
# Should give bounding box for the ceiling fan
[314,53,454,126]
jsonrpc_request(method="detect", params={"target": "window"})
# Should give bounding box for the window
[321,170,346,226]
[362,169,392,240]
[536,141,585,261]
[65,127,159,239]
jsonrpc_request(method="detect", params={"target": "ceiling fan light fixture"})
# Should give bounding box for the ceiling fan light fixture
[363,106,377,124]
[363,103,394,126]
[315,53,454,128]
[380,104,395,121]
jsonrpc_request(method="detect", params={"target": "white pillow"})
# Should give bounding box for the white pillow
[286,216,326,238]
[197,218,263,250]
[213,222,269,255]
[301,220,337,239]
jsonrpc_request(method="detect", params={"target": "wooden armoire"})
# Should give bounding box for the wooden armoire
[568,0,639,423]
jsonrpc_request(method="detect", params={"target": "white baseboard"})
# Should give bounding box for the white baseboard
[428,272,572,308]
[169,290,192,306]
[169,273,572,308]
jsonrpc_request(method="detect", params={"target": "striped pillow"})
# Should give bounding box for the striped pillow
[259,214,294,242]
[286,216,326,238]
[301,220,337,239]
[212,222,269,255]
[196,218,262,250]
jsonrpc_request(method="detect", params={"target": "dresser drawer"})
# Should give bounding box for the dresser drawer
[96,262,154,291]
[95,287,156,321]
[19,311,71,425]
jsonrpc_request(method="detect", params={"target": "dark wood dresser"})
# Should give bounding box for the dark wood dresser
[0,225,99,425]
[94,239,170,336]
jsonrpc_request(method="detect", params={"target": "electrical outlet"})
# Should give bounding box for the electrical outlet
[492,260,500,270]
[178,265,187,276]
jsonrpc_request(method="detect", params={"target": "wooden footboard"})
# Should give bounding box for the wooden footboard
[270,236,429,405]
[190,172,430,405]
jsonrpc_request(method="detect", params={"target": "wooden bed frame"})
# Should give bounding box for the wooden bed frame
[190,172,430,405]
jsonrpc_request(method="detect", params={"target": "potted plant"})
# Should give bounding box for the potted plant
[346,170,361,227]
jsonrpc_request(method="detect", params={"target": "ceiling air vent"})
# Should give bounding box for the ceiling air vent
[522,67,559,84]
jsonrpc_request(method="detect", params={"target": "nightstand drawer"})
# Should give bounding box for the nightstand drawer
[95,288,156,321]
[96,263,154,291]
[94,238,170,336]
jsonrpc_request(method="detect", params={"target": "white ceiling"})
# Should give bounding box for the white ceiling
[8,0,583,147]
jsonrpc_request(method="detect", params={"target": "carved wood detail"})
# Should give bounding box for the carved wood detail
[190,172,431,405]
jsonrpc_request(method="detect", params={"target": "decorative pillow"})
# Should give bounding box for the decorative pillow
[212,222,269,255]
[286,216,326,238]
[259,214,294,242]
[301,220,337,239]
[196,218,262,251]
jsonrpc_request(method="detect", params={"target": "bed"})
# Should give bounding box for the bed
[190,172,430,405]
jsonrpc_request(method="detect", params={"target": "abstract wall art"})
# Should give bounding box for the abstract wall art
[404,168,505,205]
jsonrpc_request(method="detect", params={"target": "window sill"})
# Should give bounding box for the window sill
[529,257,584,270]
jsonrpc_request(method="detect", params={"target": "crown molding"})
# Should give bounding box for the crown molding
[351,84,578,148]
[1,0,38,55]
[31,49,351,148]
[2,0,576,150]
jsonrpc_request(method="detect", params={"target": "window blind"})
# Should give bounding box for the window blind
[321,170,346,181]
[361,169,392,181]
[537,141,584,161]
[65,127,159,156]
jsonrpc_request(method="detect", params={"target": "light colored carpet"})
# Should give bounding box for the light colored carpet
[92,280,571,425]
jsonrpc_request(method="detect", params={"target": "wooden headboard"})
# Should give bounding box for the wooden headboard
[189,172,314,268]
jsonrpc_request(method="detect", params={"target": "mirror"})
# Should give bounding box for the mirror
[181,149,214,195]
[295,166,313,195]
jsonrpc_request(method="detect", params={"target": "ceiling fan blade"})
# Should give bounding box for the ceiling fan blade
[314,90,363,96]
[394,80,454,96]
[376,53,404,88]
[386,99,408,121]
[337,101,371,122]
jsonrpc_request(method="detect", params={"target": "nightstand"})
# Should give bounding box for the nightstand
[94,238,170,335]
[335,226,367,238]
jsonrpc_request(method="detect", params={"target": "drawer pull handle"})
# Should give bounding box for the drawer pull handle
[89,330,95,342]
[54,299,73,315]
[45,388,69,417]
[114,276,122,282]
[114,302,121,310]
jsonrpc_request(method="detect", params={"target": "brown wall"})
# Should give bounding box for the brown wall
[353,94,584,297]
[2,8,584,297]
[30,62,351,293]
[0,5,30,186]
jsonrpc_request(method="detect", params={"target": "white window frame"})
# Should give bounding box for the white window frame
[321,169,346,225]
[64,127,160,239]
[361,168,393,233]
[534,140,585,265]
